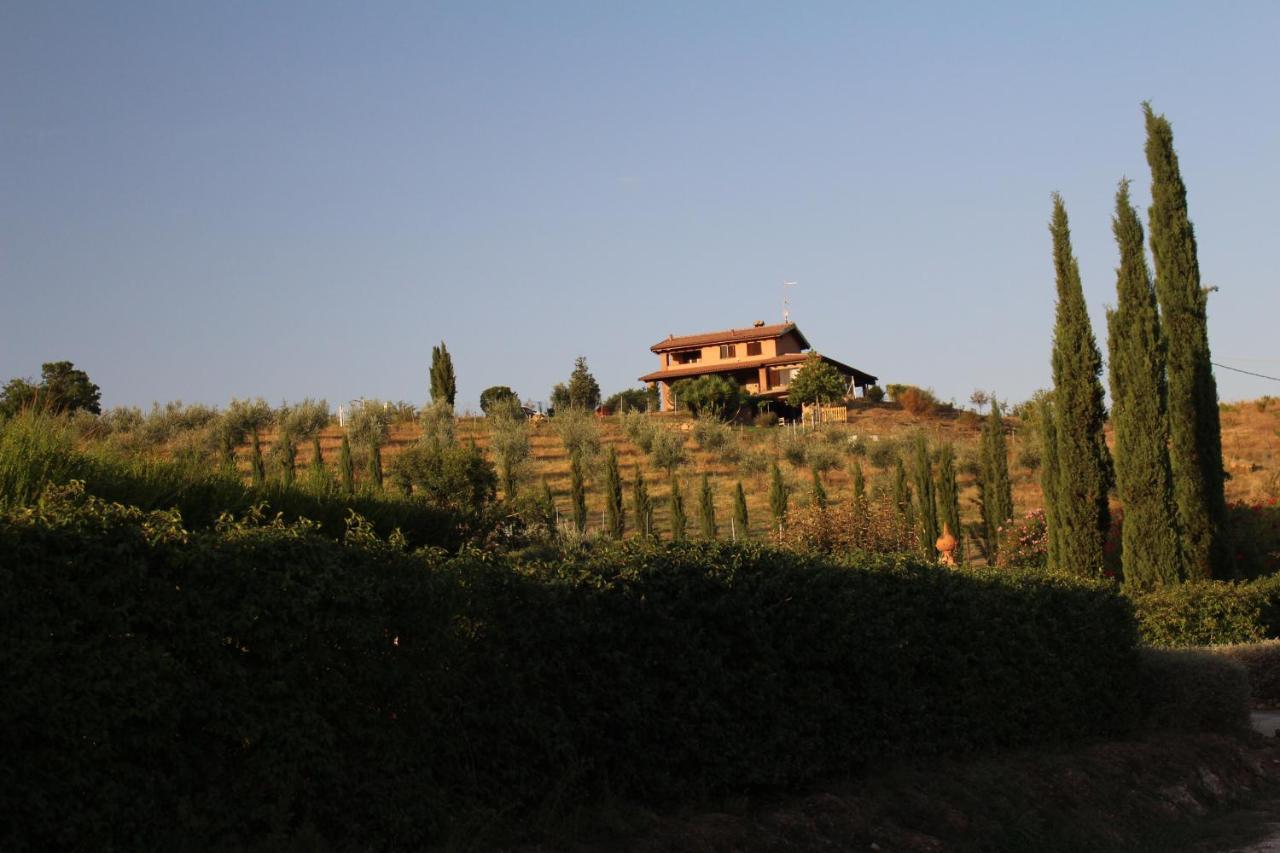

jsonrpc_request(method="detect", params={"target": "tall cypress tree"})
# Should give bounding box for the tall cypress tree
[570,454,587,534]
[430,342,458,409]
[769,462,788,534]
[1107,179,1182,588]
[936,442,961,560]
[633,469,653,540]
[698,473,717,540]
[980,399,1013,560]
[733,481,749,541]
[1144,103,1228,579]
[338,433,354,495]
[540,478,559,535]
[278,430,297,489]
[1038,397,1063,572]
[602,448,624,540]
[669,477,687,541]
[1049,194,1112,577]
[912,433,939,557]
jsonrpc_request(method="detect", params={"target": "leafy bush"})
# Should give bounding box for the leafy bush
[621,410,657,453]
[780,432,808,467]
[552,406,602,465]
[671,375,742,418]
[779,495,915,555]
[1137,648,1250,732]
[649,428,687,475]
[1227,498,1280,579]
[805,441,842,474]
[1210,641,1280,707]
[0,491,1144,849]
[896,385,940,417]
[1130,575,1280,647]
[691,415,731,453]
[867,438,899,471]
[863,384,885,403]
[995,508,1049,569]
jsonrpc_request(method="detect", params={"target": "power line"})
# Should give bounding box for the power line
[1212,362,1280,382]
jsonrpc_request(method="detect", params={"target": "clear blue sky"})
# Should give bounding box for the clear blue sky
[3,2,1278,412]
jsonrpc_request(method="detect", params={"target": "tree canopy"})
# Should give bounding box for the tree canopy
[0,361,101,418]
[787,354,846,407]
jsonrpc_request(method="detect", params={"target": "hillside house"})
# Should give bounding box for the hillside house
[639,322,877,414]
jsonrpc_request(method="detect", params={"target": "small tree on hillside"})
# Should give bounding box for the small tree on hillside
[489,400,531,500]
[669,477,687,541]
[570,454,588,534]
[733,481,749,541]
[698,473,717,540]
[338,434,354,494]
[308,435,327,494]
[567,356,601,410]
[602,448,624,539]
[893,455,913,532]
[769,462,788,533]
[479,386,518,416]
[912,433,939,558]
[633,468,654,539]
[250,431,266,487]
[811,468,828,509]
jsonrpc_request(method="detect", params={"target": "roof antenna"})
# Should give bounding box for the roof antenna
[782,280,797,324]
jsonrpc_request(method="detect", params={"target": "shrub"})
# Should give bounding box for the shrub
[995,509,1049,569]
[1130,575,1280,647]
[649,428,687,475]
[1211,641,1280,707]
[1018,445,1042,472]
[805,441,842,474]
[671,375,741,418]
[691,415,731,453]
[780,433,808,467]
[1227,498,1280,579]
[552,406,602,467]
[863,384,885,403]
[621,410,657,453]
[754,410,779,428]
[1137,648,1250,732]
[0,493,1145,849]
[897,385,940,417]
[867,439,898,471]
[736,447,770,477]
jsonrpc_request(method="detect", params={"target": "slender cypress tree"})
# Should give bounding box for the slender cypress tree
[892,455,914,546]
[570,454,587,534]
[980,400,1013,560]
[367,441,383,491]
[338,434,355,495]
[540,478,559,535]
[1107,179,1182,588]
[936,442,961,560]
[698,473,717,539]
[811,467,828,509]
[278,430,297,489]
[602,448,624,540]
[768,462,788,534]
[1049,194,1112,577]
[430,342,458,408]
[733,481,749,541]
[912,433,939,557]
[851,461,867,504]
[1038,397,1063,572]
[669,477,687,541]
[632,468,653,540]
[309,435,326,494]
[250,431,265,487]
[1144,103,1228,579]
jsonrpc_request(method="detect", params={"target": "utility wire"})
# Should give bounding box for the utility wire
[1212,362,1280,382]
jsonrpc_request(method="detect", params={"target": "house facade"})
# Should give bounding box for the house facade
[638,322,877,413]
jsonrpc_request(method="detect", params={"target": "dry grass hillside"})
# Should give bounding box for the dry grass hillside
[259,397,1280,544]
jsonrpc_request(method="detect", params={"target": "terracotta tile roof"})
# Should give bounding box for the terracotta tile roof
[639,353,876,385]
[649,323,808,353]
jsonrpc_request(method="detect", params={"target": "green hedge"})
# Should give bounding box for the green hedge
[1131,576,1280,647]
[1136,648,1250,732]
[0,486,1143,850]
[1210,641,1280,707]
[0,410,472,550]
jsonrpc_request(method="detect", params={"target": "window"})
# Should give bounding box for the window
[672,349,701,365]
[746,341,762,356]
[769,367,799,387]
[718,344,736,359]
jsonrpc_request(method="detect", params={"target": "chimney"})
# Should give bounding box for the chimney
[753,320,765,327]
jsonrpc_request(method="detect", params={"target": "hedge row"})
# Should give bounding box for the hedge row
[0,485,1143,850]
[0,410,472,549]
[1130,576,1280,647]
